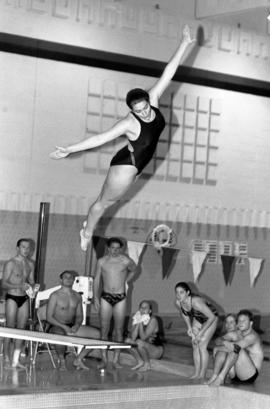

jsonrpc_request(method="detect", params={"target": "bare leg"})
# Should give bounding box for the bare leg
[6,298,29,369]
[135,340,152,372]
[205,351,227,384]
[49,325,67,370]
[111,298,127,368]
[4,298,17,366]
[80,165,137,250]
[234,349,259,380]
[190,341,201,378]
[99,298,113,369]
[197,318,218,380]
[73,349,90,370]
[125,338,144,369]
[210,351,238,386]
[73,326,100,370]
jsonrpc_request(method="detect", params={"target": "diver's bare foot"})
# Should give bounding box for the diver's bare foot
[204,374,218,385]
[138,363,151,372]
[131,362,144,371]
[209,375,224,387]
[80,221,92,251]
[73,359,90,370]
[189,373,199,379]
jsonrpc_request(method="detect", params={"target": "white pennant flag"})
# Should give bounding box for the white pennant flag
[191,251,207,283]
[248,257,263,287]
[127,241,146,265]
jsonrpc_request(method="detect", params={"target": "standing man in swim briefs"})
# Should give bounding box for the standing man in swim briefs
[2,238,35,368]
[208,309,264,386]
[46,270,100,370]
[93,237,137,369]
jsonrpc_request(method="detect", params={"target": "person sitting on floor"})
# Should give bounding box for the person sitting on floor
[205,313,242,384]
[125,300,164,372]
[207,309,264,386]
[46,270,100,370]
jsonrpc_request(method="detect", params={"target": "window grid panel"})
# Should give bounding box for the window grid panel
[205,241,218,264]
[219,241,233,264]
[234,242,248,265]
[192,239,205,252]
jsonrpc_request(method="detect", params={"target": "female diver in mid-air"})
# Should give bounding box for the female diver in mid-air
[50,25,195,251]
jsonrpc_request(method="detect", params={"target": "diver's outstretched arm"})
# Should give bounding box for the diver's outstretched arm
[149,25,195,104]
[50,117,131,159]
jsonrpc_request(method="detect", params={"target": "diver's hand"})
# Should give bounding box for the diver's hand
[182,25,195,45]
[49,146,70,159]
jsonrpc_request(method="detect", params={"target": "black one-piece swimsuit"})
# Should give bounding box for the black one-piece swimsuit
[110,105,165,175]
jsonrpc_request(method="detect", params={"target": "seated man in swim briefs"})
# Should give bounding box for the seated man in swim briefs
[93,237,137,369]
[2,238,35,369]
[205,313,242,384]
[208,309,264,386]
[46,270,100,370]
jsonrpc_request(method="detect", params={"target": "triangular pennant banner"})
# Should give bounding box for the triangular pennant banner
[220,255,236,286]
[248,257,264,287]
[191,251,207,283]
[127,241,146,265]
[162,248,180,280]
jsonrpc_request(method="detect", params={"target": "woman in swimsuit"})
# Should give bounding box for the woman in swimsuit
[50,25,195,251]
[125,300,164,372]
[175,282,218,380]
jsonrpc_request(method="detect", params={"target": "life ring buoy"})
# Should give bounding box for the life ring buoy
[149,224,176,249]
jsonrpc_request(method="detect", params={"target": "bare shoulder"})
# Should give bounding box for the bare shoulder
[192,295,204,306]
[3,258,16,273]
[5,258,16,267]
[48,290,59,300]
[244,330,259,344]
[121,113,135,129]
[98,256,107,265]
[151,316,158,325]
[121,254,134,264]
[72,289,82,300]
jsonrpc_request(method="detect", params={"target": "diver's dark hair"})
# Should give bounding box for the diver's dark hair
[139,300,152,310]
[16,238,31,247]
[59,270,78,279]
[237,309,253,322]
[106,237,124,248]
[126,88,150,109]
[174,282,192,296]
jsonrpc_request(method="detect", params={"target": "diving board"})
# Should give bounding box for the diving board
[0,326,132,350]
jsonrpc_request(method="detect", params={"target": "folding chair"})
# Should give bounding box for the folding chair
[32,302,57,368]
[32,286,61,368]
